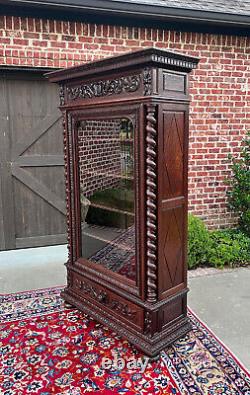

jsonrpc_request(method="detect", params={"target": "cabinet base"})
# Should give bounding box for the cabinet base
[62,287,192,357]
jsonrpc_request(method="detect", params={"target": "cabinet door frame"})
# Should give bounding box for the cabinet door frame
[65,103,144,297]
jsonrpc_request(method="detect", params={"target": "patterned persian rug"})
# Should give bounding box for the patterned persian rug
[0,287,249,395]
[89,226,136,280]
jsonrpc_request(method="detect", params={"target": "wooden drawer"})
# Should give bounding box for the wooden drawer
[71,272,144,330]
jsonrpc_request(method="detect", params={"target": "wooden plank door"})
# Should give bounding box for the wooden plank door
[0,72,66,250]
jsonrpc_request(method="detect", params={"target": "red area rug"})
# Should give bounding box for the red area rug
[0,287,249,394]
[89,225,136,281]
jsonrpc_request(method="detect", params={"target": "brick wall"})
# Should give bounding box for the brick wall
[1,15,249,228]
[78,119,121,198]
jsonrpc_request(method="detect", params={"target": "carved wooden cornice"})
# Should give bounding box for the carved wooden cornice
[151,54,198,70]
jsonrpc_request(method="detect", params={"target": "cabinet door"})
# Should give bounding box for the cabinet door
[157,103,189,298]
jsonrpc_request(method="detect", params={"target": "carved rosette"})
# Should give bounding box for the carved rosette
[146,104,158,303]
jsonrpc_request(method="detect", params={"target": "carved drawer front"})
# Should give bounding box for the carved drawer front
[71,273,144,330]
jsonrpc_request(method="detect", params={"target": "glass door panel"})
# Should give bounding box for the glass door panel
[77,118,136,282]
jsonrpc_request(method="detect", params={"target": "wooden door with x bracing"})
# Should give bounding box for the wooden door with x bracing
[0,70,66,250]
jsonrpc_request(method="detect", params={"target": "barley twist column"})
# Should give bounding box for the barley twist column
[146,104,158,303]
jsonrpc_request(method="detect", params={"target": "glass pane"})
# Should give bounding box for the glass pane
[78,118,136,282]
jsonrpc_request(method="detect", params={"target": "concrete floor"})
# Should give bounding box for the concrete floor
[0,245,67,293]
[189,268,250,371]
[0,246,249,370]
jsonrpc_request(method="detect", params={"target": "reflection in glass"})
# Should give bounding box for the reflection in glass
[78,118,136,281]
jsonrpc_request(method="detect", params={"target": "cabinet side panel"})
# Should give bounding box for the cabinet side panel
[158,107,188,297]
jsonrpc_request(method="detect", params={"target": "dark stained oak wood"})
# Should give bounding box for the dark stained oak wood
[158,104,189,298]
[48,48,199,357]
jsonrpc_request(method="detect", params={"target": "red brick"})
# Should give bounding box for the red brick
[0,16,249,228]
[32,40,48,47]
[13,38,28,45]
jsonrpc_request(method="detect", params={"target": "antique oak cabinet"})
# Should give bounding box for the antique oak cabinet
[48,48,199,357]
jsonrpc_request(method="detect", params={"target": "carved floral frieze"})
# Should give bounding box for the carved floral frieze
[66,75,141,101]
